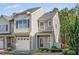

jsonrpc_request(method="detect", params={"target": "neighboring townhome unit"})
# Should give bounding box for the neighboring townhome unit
[0,15,14,51]
[36,11,61,49]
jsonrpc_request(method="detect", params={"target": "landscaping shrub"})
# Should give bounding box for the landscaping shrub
[38,48,49,52]
[62,49,68,55]
[51,46,57,49]
[38,46,62,52]
[7,47,12,51]
[66,50,76,55]
[49,48,62,52]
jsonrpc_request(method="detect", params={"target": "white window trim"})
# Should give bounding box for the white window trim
[0,24,8,32]
[16,18,29,29]
[48,20,52,27]
[39,21,45,30]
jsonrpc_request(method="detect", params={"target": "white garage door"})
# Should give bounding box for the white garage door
[16,37,30,51]
[0,38,4,49]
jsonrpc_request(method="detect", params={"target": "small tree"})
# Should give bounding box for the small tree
[67,16,79,54]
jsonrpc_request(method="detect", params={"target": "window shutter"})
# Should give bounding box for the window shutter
[16,21,18,28]
[28,19,29,28]
[6,25,8,31]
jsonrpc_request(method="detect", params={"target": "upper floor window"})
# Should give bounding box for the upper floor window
[40,22,44,26]
[39,22,45,30]
[6,25,8,31]
[48,20,52,27]
[0,24,8,32]
[16,19,29,28]
[16,21,18,28]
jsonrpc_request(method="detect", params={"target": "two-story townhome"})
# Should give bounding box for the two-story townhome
[0,15,14,51]
[13,7,45,52]
[0,7,61,53]
[36,11,61,49]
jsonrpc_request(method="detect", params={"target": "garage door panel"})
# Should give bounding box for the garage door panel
[16,37,30,51]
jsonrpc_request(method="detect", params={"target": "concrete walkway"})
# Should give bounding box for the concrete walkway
[32,52,63,55]
[0,51,32,55]
[0,50,63,55]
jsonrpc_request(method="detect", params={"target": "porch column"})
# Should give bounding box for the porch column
[14,36,16,50]
[29,35,31,51]
[4,36,7,49]
[50,34,53,48]
[36,34,38,50]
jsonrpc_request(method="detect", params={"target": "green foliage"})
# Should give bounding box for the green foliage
[49,46,62,52]
[63,49,68,55]
[38,46,62,52]
[12,13,16,16]
[66,50,76,55]
[49,48,62,52]
[7,47,12,51]
[53,8,58,12]
[75,4,79,15]
[38,48,49,52]
[67,16,79,54]
[51,46,57,49]
[59,4,79,54]
[58,7,76,44]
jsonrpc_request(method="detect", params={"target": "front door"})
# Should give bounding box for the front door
[39,37,44,48]
[7,37,15,50]
[38,36,50,48]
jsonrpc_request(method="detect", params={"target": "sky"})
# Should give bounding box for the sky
[0,3,77,16]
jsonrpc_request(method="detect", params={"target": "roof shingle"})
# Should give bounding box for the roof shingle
[38,11,56,21]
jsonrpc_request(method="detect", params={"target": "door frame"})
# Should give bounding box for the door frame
[39,37,45,48]
[0,37,4,49]
[38,36,50,48]
[7,37,15,50]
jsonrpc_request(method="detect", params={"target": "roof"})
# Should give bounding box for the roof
[38,11,57,21]
[15,7,41,15]
[0,15,13,21]
[0,7,41,20]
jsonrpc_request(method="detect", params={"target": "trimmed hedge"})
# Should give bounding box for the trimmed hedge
[49,48,62,52]
[51,46,57,49]
[38,47,62,52]
[7,47,12,51]
[38,48,49,52]
[62,49,68,55]
[66,50,76,55]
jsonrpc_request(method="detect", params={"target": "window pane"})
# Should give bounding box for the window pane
[6,25,8,31]
[49,22,51,25]
[0,25,7,31]
[48,21,52,27]
[16,21,18,28]
[23,19,27,24]
[17,19,29,28]
[40,22,44,26]
[23,19,29,27]
[19,20,22,24]
[18,20,23,28]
